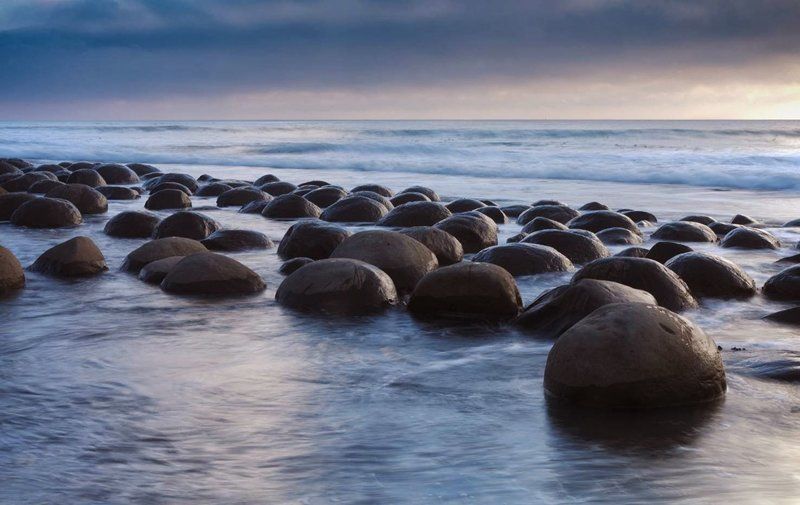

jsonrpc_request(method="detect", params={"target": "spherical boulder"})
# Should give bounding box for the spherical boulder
[391,192,430,206]
[276,258,397,313]
[532,199,566,207]
[95,163,140,184]
[121,237,208,273]
[474,206,507,224]
[615,246,649,258]
[0,246,25,295]
[731,214,757,225]
[262,194,322,219]
[104,210,161,238]
[305,186,348,208]
[45,184,108,214]
[446,198,485,213]
[434,213,497,253]
[651,221,716,242]
[153,211,221,240]
[399,226,463,266]
[709,222,740,237]
[95,186,140,200]
[521,229,609,264]
[543,303,726,408]
[10,198,82,228]
[195,183,233,197]
[764,307,800,326]
[145,189,192,210]
[567,210,640,235]
[3,173,57,192]
[720,227,780,250]
[517,205,579,225]
[320,196,388,223]
[352,184,393,197]
[149,182,192,196]
[408,262,522,321]
[127,163,161,176]
[279,257,314,275]
[646,241,693,264]
[216,187,270,208]
[278,220,351,260]
[521,216,568,234]
[0,161,21,176]
[0,192,39,221]
[622,210,658,223]
[66,169,106,188]
[579,201,609,211]
[254,174,280,186]
[330,230,438,293]
[681,215,716,225]
[349,191,393,210]
[137,256,183,284]
[515,279,656,338]
[378,201,451,227]
[573,257,697,312]
[666,252,756,299]
[763,265,800,301]
[239,200,270,214]
[472,243,572,277]
[399,186,439,201]
[28,236,107,277]
[596,227,643,245]
[201,229,273,251]
[161,252,265,295]
[28,179,65,194]
[260,181,297,196]
[154,173,198,193]
[500,205,531,218]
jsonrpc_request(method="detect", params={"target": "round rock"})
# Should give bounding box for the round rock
[596,227,643,245]
[66,169,106,188]
[161,253,265,296]
[390,192,429,206]
[568,210,640,235]
[521,230,609,264]
[46,184,108,214]
[434,214,497,253]
[666,252,756,299]
[352,184,393,197]
[29,236,107,277]
[378,201,451,227]
[201,229,273,251]
[145,189,192,210]
[763,265,800,301]
[399,186,439,201]
[651,221,717,242]
[0,193,39,221]
[305,186,348,208]
[95,163,140,184]
[262,194,322,219]
[278,220,351,260]
[10,198,82,228]
[646,241,693,264]
[472,243,572,277]
[720,227,780,250]
[96,186,140,200]
[104,210,161,238]
[399,226,464,266]
[217,187,270,208]
[153,211,221,240]
[446,198,485,213]
[0,246,25,295]
[320,196,388,223]
[279,257,314,276]
[517,205,579,225]
[196,183,233,197]
[121,237,208,273]
[260,181,297,196]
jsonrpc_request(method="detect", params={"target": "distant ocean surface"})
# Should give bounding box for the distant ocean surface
[3,120,800,191]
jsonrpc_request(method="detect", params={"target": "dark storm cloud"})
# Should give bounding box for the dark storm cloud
[1,0,799,105]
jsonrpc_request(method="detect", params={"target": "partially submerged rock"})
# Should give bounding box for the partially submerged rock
[28,236,107,277]
[153,211,221,240]
[720,227,780,250]
[0,246,25,295]
[277,220,351,260]
[10,197,83,228]
[378,201,451,227]
[161,252,265,295]
[666,252,756,299]
[763,265,800,301]
[399,226,464,266]
[144,189,192,210]
[104,210,161,238]
[434,213,497,253]
[652,221,717,242]
[261,194,322,219]
[201,229,273,251]
[138,256,183,284]
[46,184,108,214]
[520,230,609,264]
[121,237,208,273]
[472,243,572,276]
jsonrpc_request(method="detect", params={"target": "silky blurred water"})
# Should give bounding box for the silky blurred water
[2,121,800,504]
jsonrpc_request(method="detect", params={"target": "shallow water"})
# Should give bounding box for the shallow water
[2,121,800,504]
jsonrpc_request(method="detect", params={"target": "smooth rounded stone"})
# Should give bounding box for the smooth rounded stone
[350,191,393,210]
[195,183,233,197]
[145,189,192,210]
[0,246,25,295]
[764,307,800,326]
[28,179,65,194]
[646,241,693,264]
[474,206,507,224]
[399,226,463,266]
[445,198,485,213]
[33,163,63,173]
[279,257,314,275]
[500,204,531,218]
[480,199,497,206]
[150,182,192,196]
[305,186,348,208]
[104,210,161,238]
[138,256,183,284]
[505,233,526,244]
[399,185,439,202]
[596,227,643,246]
[390,192,429,206]
[2,158,33,170]
[66,169,106,188]
[161,252,265,296]
[153,211,221,240]
[330,230,438,293]
[278,220,351,260]
[378,201,451,227]
[622,210,658,223]
[45,184,108,214]
[573,257,697,312]
[777,253,800,265]
[782,218,800,227]
[276,258,397,313]
[320,196,388,223]
[763,265,800,301]
[95,163,140,184]
[521,229,609,264]
[216,187,270,208]
[28,236,108,277]
[515,279,656,338]
[122,237,208,273]
[720,227,780,250]
[709,222,740,237]
[472,243,572,277]
[352,184,393,198]
[298,180,330,188]
[260,181,297,196]
[10,198,82,229]
[0,161,22,176]
[65,162,97,171]
[579,201,609,211]
[521,216,568,234]
[666,252,756,299]
[680,215,716,226]
[292,187,314,197]
[54,170,74,182]
[201,229,273,251]
[238,200,269,214]
[127,163,161,176]
[651,221,717,242]
[434,213,498,253]
[155,173,198,193]
[259,194,320,219]
[408,262,522,321]
[532,199,566,207]
[544,303,726,408]
[615,246,649,258]
[517,205,580,225]
[254,174,280,186]
[3,172,56,192]
[197,174,216,182]
[567,210,640,236]
[95,185,140,200]
[731,214,757,225]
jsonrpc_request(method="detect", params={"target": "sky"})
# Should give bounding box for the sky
[1,0,800,120]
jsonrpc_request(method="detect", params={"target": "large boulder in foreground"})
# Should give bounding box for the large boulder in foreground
[104,210,161,238]
[152,211,221,240]
[720,227,781,250]
[261,194,321,219]
[472,243,572,277]
[276,258,398,314]
[10,197,82,228]
[521,230,608,264]
[145,189,192,210]
[121,237,208,273]
[408,262,522,321]
[515,279,656,338]
[0,246,25,295]
[666,252,756,299]
[320,196,388,223]
[0,193,38,221]
[330,230,438,293]
[434,213,497,253]
[28,236,107,277]
[378,201,451,227]
[161,252,265,295]
[544,303,726,408]
[45,183,108,214]
[278,220,351,260]
[763,265,800,301]
[201,229,273,251]
[400,226,463,266]
[573,257,697,312]
[652,221,716,242]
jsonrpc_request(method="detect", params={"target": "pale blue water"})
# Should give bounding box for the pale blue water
[1,121,800,504]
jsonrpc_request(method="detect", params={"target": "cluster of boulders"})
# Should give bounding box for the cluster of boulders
[6,157,800,409]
